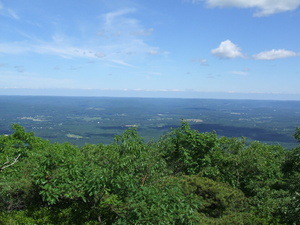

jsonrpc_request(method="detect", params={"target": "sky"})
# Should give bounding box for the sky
[0,0,300,100]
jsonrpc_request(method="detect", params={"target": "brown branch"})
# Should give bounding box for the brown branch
[0,154,21,172]
[236,161,240,187]
[141,169,149,187]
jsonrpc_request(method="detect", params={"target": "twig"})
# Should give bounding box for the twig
[0,154,21,171]
[141,169,149,186]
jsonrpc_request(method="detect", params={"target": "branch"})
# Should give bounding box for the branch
[0,154,21,172]
[141,169,149,187]
[236,161,240,187]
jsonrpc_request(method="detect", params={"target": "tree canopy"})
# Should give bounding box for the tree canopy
[0,122,299,224]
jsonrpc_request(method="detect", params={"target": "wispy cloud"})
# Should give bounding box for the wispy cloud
[192,58,209,66]
[192,0,300,16]
[230,69,249,76]
[183,0,202,4]
[0,41,107,60]
[0,42,29,54]
[0,1,19,19]
[147,48,161,55]
[132,28,154,36]
[211,40,244,59]
[253,49,300,60]
[110,59,135,67]
[33,44,100,59]
[102,8,136,27]
[0,7,163,68]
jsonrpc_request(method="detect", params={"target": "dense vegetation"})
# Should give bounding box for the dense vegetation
[0,122,299,224]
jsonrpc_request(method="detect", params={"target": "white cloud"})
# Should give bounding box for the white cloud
[147,49,160,55]
[253,49,300,60]
[211,40,244,59]
[201,0,300,16]
[210,41,300,60]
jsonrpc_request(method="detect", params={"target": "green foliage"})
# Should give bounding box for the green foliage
[116,177,200,224]
[0,123,299,224]
[197,136,246,187]
[283,147,300,192]
[237,142,285,195]
[281,146,300,224]
[285,191,300,224]
[32,142,87,204]
[159,120,218,175]
[294,127,300,142]
[180,176,246,216]
[0,124,49,211]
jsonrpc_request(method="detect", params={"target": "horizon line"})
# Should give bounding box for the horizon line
[1,88,300,101]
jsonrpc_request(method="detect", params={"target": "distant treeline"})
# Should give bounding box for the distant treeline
[0,122,299,224]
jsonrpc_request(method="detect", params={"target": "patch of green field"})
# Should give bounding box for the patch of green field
[66,133,83,139]
[67,116,103,122]
[20,116,47,122]
[82,117,103,122]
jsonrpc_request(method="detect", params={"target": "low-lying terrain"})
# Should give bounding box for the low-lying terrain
[0,96,299,148]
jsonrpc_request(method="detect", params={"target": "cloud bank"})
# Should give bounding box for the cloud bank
[188,0,300,16]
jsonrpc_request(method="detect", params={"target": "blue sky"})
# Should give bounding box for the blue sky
[0,0,300,100]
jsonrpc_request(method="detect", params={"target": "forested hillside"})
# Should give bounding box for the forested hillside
[0,122,299,224]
